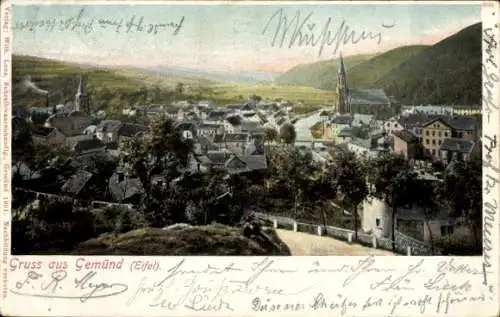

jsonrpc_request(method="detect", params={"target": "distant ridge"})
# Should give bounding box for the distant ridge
[275,53,376,89]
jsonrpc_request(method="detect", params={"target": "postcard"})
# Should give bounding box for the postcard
[0,0,499,316]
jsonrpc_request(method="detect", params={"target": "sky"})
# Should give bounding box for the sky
[12,3,481,74]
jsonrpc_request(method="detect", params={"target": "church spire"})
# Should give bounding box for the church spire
[335,52,350,114]
[74,74,90,114]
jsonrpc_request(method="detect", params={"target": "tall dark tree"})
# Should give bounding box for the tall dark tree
[280,123,296,146]
[334,151,369,241]
[367,153,416,251]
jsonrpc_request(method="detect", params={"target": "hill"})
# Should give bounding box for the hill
[275,53,376,90]
[12,55,333,113]
[346,45,428,87]
[69,224,291,255]
[372,23,482,104]
[12,55,214,114]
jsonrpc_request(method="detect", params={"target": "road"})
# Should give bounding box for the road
[276,229,395,256]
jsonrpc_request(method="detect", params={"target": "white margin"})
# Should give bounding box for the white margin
[1,1,499,316]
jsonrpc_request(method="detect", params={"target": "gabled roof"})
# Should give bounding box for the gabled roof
[206,151,233,165]
[74,139,106,153]
[213,133,248,143]
[32,125,57,137]
[393,130,418,143]
[240,121,260,132]
[449,116,477,131]
[117,123,149,137]
[61,170,93,195]
[422,116,454,129]
[439,138,475,153]
[226,115,242,126]
[97,120,122,132]
[239,155,267,170]
[338,126,354,137]
[331,115,353,125]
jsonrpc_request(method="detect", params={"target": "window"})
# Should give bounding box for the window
[376,218,381,227]
[425,130,429,136]
[438,131,442,137]
[425,139,430,145]
[395,123,398,128]
[444,132,448,137]
[440,225,454,236]
[431,149,436,155]
[432,131,436,136]
[438,140,442,145]
[432,139,436,145]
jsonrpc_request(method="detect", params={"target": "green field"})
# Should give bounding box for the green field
[213,83,334,105]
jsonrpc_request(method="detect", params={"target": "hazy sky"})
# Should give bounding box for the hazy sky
[12,3,481,73]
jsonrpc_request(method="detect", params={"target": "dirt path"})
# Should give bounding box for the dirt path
[276,229,395,256]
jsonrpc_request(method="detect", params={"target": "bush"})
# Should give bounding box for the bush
[437,226,482,255]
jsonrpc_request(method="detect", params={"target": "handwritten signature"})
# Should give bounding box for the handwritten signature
[10,270,128,302]
[262,8,395,57]
[13,8,184,36]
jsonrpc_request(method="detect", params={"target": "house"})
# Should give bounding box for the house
[449,115,478,141]
[439,138,479,164]
[327,114,353,142]
[204,152,266,175]
[351,114,375,128]
[44,111,94,137]
[73,138,106,157]
[61,170,93,197]
[31,126,66,146]
[383,116,404,136]
[337,126,354,143]
[96,120,122,143]
[198,123,224,137]
[205,110,227,124]
[393,130,419,160]
[212,133,251,156]
[117,124,149,142]
[108,169,144,203]
[398,113,437,141]
[144,104,165,118]
[452,105,481,116]
[421,117,454,159]
[223,116,243,134]
[361,195,454,244]
[193,135,219,154]
[176,121,197,140]
[346,137,379,159]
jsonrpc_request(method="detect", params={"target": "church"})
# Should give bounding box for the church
[333,54,400,119]
[44,75,94,137]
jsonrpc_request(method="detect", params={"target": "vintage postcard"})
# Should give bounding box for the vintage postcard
[0,0,499,316]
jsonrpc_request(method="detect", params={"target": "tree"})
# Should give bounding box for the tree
[263,127,278,145]
[280,123,296,145]
[414,178,440,253]
[439,157,482,251]
[120,114,194,209]
[175,82,184,97]
[367,153,416,251]
[334,151,369,241]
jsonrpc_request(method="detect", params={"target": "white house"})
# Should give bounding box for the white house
[361,196,455,244]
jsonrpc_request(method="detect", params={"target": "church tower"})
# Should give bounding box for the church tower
[335,53,350,114]
[75,75,90,114]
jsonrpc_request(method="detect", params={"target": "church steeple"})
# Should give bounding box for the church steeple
[75,74,90,114]
[335,53,350,114]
